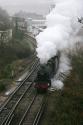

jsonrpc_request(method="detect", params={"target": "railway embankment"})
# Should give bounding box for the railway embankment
[0,36,36,105]
[0,59,40,125]
[40,45,83,125]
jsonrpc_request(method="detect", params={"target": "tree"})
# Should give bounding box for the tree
[0,7,10,30]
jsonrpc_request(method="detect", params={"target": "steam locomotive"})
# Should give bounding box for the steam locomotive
[34,52,60,93]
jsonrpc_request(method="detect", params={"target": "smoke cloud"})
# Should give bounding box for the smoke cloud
[36,0,83,89]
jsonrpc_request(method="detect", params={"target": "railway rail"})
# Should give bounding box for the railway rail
[19,94,46,125]
[4,85,36,125]
[0,58,40,125]
[4,91,46,125]
[24,33,37,48]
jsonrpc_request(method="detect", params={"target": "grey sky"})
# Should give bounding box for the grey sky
[0,0,53,15]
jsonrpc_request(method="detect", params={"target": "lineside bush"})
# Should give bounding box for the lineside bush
[40,43,83,125]
[67,43,83,85]
[0,82,6,92]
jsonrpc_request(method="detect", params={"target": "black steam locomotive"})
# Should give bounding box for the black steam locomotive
[34,52,60,93]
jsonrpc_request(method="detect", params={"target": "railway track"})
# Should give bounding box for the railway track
[24,34,37,48]
[4,92,46,125]
[19,94,46,125]
[4,85,36,125]
[0,58,40,125]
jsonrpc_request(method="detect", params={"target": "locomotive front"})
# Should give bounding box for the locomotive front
[34,53,60,93]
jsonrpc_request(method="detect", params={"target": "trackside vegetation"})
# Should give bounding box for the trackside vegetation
[40,44,83,125]
[0,38,35,92]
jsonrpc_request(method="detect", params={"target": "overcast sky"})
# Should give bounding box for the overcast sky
[0,0,53,15]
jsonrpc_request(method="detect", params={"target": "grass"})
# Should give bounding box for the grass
[40,44,83,125]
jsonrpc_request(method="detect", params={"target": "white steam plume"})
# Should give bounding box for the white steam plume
[51,53,72,90]
[36,0,83,89]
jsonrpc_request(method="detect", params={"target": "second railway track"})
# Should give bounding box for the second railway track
[0,58,40,125]
[4,84,36,125]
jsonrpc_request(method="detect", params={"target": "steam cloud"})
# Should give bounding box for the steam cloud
[36,0,83,90]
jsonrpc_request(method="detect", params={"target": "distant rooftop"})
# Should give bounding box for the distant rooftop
[14,11,46,20]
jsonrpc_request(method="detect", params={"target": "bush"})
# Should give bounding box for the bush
[3,65,12,78]
[40,43,83,125]
[69,43,83,83]
[0,37,34,79]
[0,83,6,92]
